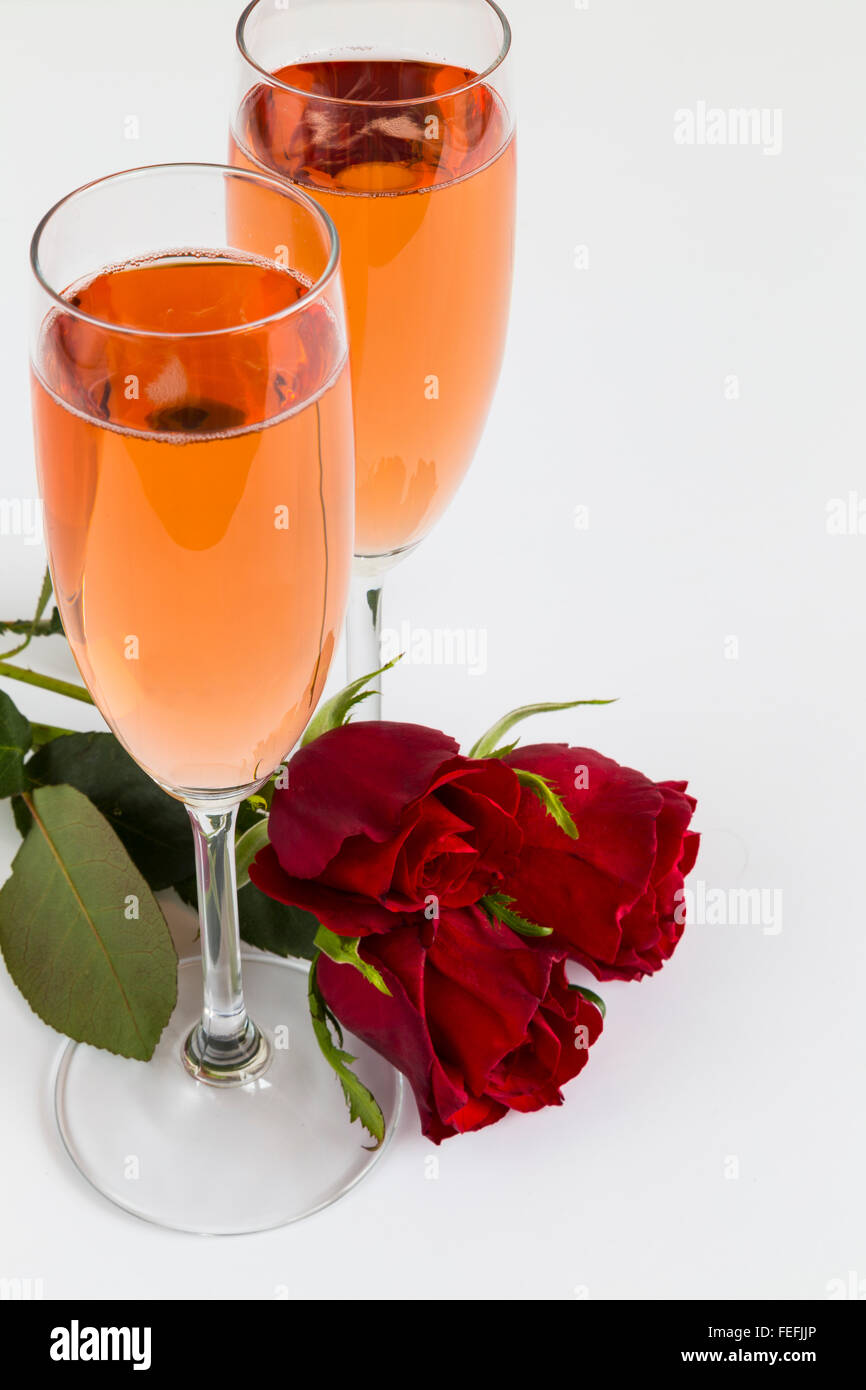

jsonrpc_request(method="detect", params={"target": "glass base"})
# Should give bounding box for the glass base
[53,955,403,1235]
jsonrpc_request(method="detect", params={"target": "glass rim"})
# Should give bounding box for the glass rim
[235,0,512,108]
[29,161,342,341]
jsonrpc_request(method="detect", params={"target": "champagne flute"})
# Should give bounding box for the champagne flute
[30,163,401,1234]
[232,0,516,713]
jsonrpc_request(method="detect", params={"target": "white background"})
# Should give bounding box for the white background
[1,0,864,1300]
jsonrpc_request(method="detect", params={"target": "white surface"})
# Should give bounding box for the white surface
[1,0,864,1299]
[54,957,403,1235]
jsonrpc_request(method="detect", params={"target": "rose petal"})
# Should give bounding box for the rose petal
[270,722,460,878]
[424,908,553,1095]
[249,844,397,936]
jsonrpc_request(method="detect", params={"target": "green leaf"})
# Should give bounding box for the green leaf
[481,892,553,938]
[307,957,385,1148]
[0,690,32,798]
[10,794,32,838]
[239,885,319,961]
[235,815,271,890]
[26,732,194,890]
[512,767,578,840]
[0,785,177,1059]
[313,923,391,995]
[570,983,606,1019]
[468,698,617,759]
[301,656,401,745]
[30,721,74,749]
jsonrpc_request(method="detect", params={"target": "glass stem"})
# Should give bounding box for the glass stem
[182,803,270,1086]
[346,571,384,719]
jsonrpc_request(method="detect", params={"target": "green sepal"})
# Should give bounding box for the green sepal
[235,815,271,890]
[512,767,578,840]
[307,957,385,1148]
[468,698,616,759]
[301,657,401,745]
[481,892,553,938]
[313,923,391,995]
[570,983,606,1019]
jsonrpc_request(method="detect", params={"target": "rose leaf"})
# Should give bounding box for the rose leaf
[25,731,194,890]
[238,883,319,961]
[0,690,32,798]
[0,784,177,1059]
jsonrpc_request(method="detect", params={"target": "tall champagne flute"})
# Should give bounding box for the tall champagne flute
[30,163,401,1234]
[232,0,516,713]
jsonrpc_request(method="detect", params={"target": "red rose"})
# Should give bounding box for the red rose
[501,745,699,981]
[250,722,522,937]
[316,905,603,1143]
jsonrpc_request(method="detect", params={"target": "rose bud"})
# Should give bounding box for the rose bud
[502,745,699,981]
[250,721,522,937]
[316,905,603,1143]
